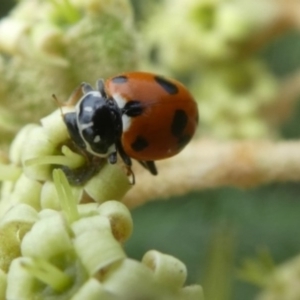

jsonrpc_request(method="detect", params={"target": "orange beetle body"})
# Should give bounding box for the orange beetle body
[64,71,198,181]
[105,72,199,161]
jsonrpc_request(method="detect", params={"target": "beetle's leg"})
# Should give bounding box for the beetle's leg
[115,140,132,167]
[138,160,158,175]
[115,140,135,184]
[108,151,117,164]
[64,83,86,106]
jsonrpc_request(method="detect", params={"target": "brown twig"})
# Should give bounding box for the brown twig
[263,71,300,126]
[240,0,300,57]
[276,0,300,29]
[123,139,300,208]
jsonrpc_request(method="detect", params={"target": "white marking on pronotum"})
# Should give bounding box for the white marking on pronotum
[113,93,126,109]
[85,140,116,157]
[79,122,93,130]
[89,91,101,97]
[75,91,101,110]
[122,115,132,132]
[93,135,101,143]
[84,106,93,112]
[112,93,132,132]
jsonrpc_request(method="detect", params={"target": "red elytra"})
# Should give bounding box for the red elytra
[105,72,199,161]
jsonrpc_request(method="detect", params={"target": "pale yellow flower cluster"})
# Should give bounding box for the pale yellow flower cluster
[0,88,203,299]
[142,0,280,139]
[144,0,279,71]
[0,108,130,216]
[0,1,205,297]
[0,175,203,299]
[193,61,278,138]
[0,0,137,143]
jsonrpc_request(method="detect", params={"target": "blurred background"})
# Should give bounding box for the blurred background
[128,1,300,299]
[1,0,300,299]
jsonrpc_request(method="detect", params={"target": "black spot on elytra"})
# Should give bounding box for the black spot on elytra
[131,136,149,152]
[111,75,128,84]
[122,100,144,117]
[171,110,188,137]
[177,135,192,150]
[154,76,179,95]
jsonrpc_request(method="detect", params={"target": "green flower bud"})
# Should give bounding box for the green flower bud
[84,163,130,203]
[6,258,36,299]
[142,250,187,289]
[21,212,73,259]
[0,204,38,272]
[97,201,133,243]
[73,218,126,276]
[9,174,42,211]
[70,278,115,300]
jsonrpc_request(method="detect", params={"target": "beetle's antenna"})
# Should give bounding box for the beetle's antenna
[96,79,107,97]
[52,94,64,116]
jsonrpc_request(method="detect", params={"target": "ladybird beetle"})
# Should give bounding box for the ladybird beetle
[63,72,199,183]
